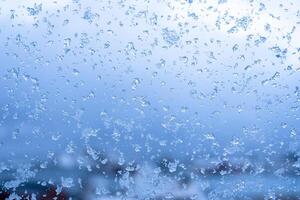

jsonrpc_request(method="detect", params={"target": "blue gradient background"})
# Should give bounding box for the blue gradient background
[0,0,299,169]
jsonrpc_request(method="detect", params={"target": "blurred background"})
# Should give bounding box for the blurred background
[0,0,300,199]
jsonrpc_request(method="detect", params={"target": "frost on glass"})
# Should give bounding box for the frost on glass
[0,0,300,199]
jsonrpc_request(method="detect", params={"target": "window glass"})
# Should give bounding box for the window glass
[0,0,300,199]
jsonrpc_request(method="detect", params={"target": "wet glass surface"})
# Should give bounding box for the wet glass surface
[0,0,300,199]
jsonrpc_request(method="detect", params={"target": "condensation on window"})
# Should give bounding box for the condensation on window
[0,0,300,199]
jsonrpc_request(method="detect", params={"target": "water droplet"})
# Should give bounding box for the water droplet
[131,78,141,90]
[162,28,180,45]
